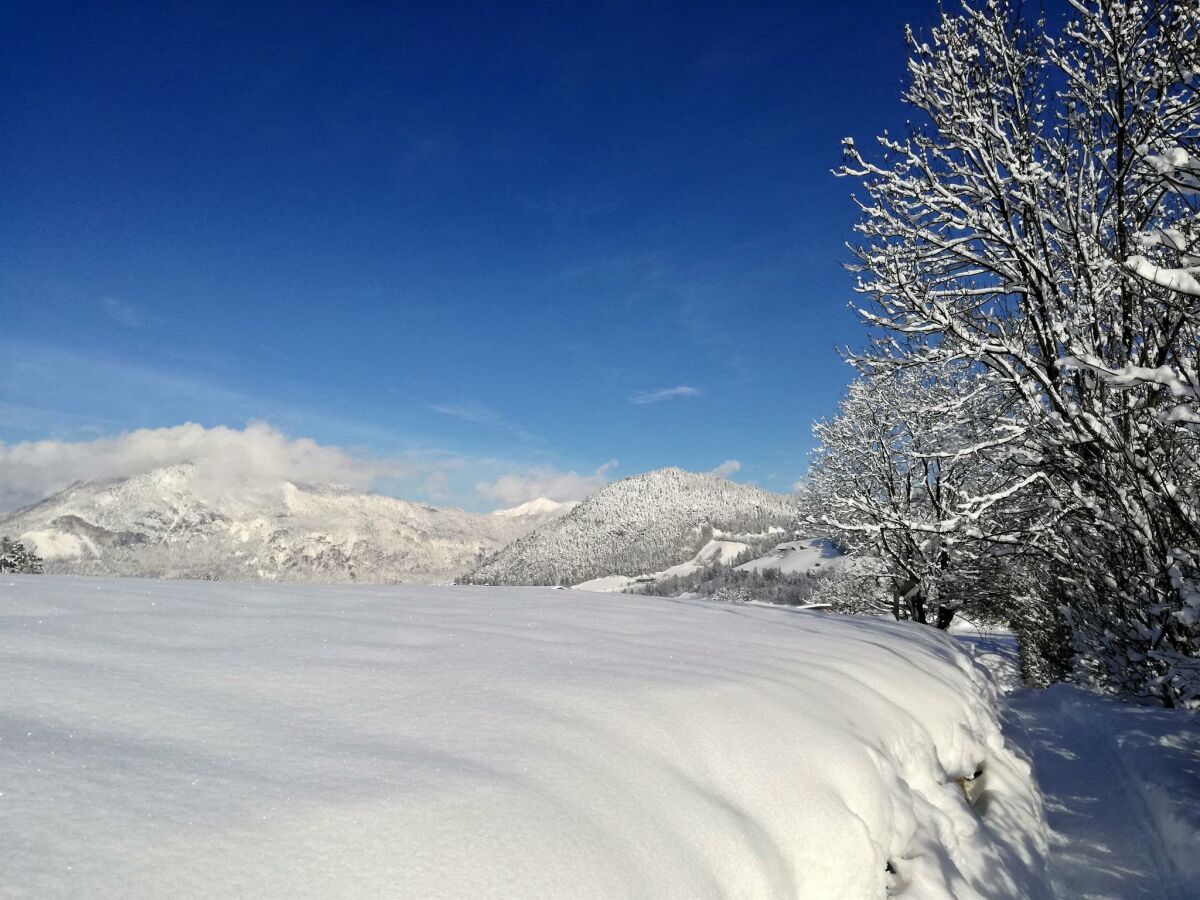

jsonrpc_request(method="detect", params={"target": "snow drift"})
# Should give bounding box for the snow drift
[1,576,1048,898]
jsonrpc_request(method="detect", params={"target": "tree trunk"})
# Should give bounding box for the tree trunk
[934,605,958,631]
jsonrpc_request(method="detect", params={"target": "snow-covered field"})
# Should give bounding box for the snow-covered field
[1,576,1049,898]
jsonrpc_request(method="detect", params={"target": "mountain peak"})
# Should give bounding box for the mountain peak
[491,497,577,519]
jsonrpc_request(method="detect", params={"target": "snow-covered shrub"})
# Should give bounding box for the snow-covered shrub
[0,536,43,574]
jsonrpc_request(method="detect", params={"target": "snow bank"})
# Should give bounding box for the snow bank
[1,576,1048,898]
[951,623,1024,695]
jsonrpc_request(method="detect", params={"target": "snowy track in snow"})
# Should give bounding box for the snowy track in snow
[955,631,1200,900]
[1005,685,1200,899]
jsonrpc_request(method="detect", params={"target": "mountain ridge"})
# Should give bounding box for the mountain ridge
[0,462,568,583]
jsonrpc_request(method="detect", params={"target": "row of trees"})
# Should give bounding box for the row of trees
[809,0,1200,706]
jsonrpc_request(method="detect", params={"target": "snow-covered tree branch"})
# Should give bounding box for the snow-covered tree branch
[833,0,1200,705]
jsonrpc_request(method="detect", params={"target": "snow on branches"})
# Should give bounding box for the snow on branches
[808,362,1055,628]
[0,536,43,574]
[834,0,1200,706]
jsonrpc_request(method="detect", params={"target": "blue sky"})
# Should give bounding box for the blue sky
[1,0,940,510]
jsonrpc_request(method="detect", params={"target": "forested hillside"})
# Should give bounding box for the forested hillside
[462,468,803,586]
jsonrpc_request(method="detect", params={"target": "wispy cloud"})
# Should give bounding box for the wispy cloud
[631,385,702,405]
[474,459,618,505]
[678,296,751,381]
[0,339,266,444]
[428,402,538,442]
[420,469,453,502]
[428,403,501,426]
[102,296,143,328]
[0,413,639,514]
[709,459,741,478]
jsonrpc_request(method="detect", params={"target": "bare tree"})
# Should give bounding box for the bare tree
[808,362,1050,628]
[838,0,1200,704]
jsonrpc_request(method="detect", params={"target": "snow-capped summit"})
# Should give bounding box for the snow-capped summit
[0,463,558,583]
[490,497,578,519]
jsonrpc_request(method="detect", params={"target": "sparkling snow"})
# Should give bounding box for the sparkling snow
[1006,686,1200,899]
[1,576,1048,898]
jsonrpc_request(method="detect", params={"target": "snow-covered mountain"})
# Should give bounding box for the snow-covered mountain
[491,497,578,519]
[0,463,570,583]
[461,467,805,586]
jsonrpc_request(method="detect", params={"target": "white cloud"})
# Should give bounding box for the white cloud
[429,403,499,426]
[709,459,741,478]
[631,386,701,404]
[475,460,618,506]
[0,422,418,513]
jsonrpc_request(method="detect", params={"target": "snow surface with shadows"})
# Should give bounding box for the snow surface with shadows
[1,575,1047,899]
[956,629,1200,900]
[1005,686,1200,899]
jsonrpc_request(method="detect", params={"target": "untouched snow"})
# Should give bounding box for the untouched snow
[490,497,577,518]
[571,573,641,593]
[657,538,749,574]
[737,537,847,576]
[1,576,1049,898]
